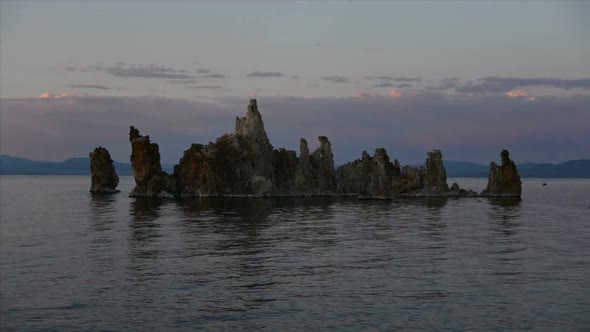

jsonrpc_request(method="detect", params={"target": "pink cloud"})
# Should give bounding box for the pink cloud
[387,89,401,97]
[39,92,55,99]
[505,90,535,101]
[39,92,87,99]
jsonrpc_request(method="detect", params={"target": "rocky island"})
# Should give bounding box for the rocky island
[91,99,522,199]
[89,146,120,193]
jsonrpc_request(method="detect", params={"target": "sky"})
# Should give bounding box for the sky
[1,1,589,165]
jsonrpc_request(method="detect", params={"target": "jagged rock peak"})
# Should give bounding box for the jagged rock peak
[482,149,522,197]
[129,126,141,142]
[300,138,309,158]
[315,136,334,164]
[89,146,119,193]
[234,98,271,146]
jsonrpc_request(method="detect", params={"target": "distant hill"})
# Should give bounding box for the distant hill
[0,155,174,175]
[1,154,588,178]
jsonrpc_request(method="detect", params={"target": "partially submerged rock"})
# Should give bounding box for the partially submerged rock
[129,126,175,197]
[481,149,522,197]
[336,148,399,199]
[89,147,119,193]
[338,148,478,199]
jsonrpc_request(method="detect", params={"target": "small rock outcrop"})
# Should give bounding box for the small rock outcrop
[129,126,175,197]
[336,148,400,199]
[89,147,119,193]
[481,149,522,197]
[338,148,477,198]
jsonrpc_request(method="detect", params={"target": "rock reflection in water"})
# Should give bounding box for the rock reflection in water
[128,198,164,282]
[89,193,117,231]
[88,193,118,275]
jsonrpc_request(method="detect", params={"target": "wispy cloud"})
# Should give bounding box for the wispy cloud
[65,62,195,80]
[366,76,421,82]
[187,85,224,90]
[387,89,401,97]
[196,68,210,74]
[426,77,462,91]
[246,71,285,78]
[505,90,535,101]
[66,84,110,90]
[39,92,86,99]
[106,64,193,79]
[201,73,225,78]
[320,76,351,83]
[371,82,394,88]
[168,79,198,84]
[455,77,590,94]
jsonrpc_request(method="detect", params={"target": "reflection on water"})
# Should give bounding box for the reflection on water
[128,198,164,281]
[487,197,522,237]
[87,194,119,274]
[89,193,117,231]
[488,197,522,208]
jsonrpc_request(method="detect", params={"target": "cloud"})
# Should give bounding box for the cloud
[39,92,86,99]
[39,92,55,99]
[66,84,110,90]
[201,73,225,78]
[366,76,421,82]
[455,77,590,94]
[168,79,198,84]
[426,77,462,91]
[65,63,195,80]
[387,89,401,97]
[106,65,194,79]
[505,90,535,101]
[397,83,413,89]
[371,82,394,88]
[320,76,352,83]
[246,71,285,78]
[196,68,210,74]
[291,75,300,79]
[187,85,224,90]
[64,64,79,71]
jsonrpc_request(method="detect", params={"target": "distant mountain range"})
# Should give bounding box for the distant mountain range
[0,155,173,176]
[0,154,588,178]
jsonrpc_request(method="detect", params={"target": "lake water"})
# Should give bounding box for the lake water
[1,176,589,331]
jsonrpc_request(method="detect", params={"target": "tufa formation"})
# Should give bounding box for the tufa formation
[120,99,521,199]
[481,149,522,197]
[89,146,119,193]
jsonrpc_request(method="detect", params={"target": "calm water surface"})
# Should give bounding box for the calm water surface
[1,176,589,331]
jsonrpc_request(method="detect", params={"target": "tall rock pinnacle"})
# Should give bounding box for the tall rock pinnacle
[89,146,119,193]
[481,149,522,197]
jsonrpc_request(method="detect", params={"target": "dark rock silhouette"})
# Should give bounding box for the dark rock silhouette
[129,126,175,197]
[336,148,399,199]
[89,147,119,193]
[170,99,336,197]
[338,148,478,199]
[118,99,521,199]
[481,149,522,197]
[172,99,274,197]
